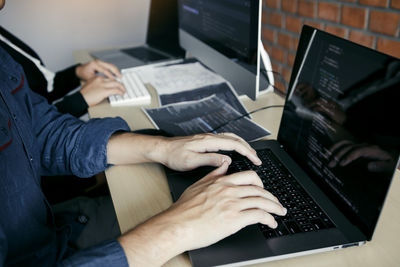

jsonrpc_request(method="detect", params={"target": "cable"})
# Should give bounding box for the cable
[261,69,289,95]
[209,104,284,133]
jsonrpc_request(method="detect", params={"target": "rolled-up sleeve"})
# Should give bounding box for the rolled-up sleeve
[61,240,129,267]
[27,86,130,177]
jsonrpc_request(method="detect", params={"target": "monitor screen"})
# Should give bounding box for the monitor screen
[179,0,258,70]
[147,0,185,57]
[178,0,267,100]
[278,26,400,239]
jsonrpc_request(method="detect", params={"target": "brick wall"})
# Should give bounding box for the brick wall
[262,0,400,94]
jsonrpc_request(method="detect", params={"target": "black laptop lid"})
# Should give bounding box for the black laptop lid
[278,25,400,240]
[147,0,185,57]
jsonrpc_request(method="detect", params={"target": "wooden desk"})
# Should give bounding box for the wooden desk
[77,52,400,267]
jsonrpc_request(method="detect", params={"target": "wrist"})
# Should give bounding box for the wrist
[118,210,187,266]
[143,135,169,165]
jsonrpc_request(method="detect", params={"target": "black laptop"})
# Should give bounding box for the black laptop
[91,0,184,69]
[164,25,400,267]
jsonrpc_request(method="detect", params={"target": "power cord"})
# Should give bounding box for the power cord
[209,104,284,133]
[261,69,289,95]
[209,69,287,133]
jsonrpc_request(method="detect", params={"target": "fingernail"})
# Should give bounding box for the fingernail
[272,221,278,229]
[282,207,287,215]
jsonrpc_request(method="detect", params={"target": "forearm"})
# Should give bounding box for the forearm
[107,132,168,165]
[118,210,186,266]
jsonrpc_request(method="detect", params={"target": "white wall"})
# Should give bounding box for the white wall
[0,0,149,70]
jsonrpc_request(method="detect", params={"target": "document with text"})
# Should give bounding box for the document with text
[143,95,270,142]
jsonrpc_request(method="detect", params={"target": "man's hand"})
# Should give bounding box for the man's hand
[75,59,122,81]
[328,140,394,172]
[80,76,125,106]
[158,133,262,171]
[107,133,262,170]
[118,162,286,266]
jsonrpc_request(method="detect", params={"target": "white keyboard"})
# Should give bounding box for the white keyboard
[109,71,151,106]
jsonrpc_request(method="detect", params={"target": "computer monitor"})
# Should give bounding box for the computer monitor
[177,0,273,100]
[147,0,185,58]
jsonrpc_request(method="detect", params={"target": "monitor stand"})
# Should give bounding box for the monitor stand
[258,40,275,96]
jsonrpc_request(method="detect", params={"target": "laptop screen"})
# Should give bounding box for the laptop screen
[278,26,400,239]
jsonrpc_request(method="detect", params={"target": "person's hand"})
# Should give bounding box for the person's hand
[75,59,122,81]
[328,140,394,172]
[80,76,125,107]
[156,133,262,171]
[118,162,287,266]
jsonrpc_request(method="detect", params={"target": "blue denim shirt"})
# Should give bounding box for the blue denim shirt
[0,46,129,266]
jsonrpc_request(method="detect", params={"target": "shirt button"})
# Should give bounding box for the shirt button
[77,214,89,224]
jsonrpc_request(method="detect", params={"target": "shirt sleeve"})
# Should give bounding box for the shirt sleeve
[27,86,131,178]
[55,91,89,118]
[61,240,129,267]
[47,64,82,103]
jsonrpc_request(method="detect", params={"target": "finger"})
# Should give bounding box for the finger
[97,67,116,79]
[219,132,253,151]
[187,152,232,170]
[240,209,278,229]
[236,184,279,203]
[329,143,355,168]
[340,146,392,167]
[97,60,122,78]
[225,170,263,188]
[199,161,230,183]
[107,87,126,97]
[103,80,126,91]
[193,135,261,165]
[238,197,286,216]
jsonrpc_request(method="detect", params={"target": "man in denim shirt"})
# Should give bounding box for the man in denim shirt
[0,1,287,265]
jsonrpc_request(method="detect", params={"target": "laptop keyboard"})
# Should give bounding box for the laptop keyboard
[226,149,335,239]
[121,47,169,62]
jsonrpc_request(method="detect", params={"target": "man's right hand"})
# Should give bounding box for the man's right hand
[118,162,286,266]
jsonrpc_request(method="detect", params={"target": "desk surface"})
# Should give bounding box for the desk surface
[77,51,400,267]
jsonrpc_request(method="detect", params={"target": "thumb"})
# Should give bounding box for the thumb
[203,160,230,182]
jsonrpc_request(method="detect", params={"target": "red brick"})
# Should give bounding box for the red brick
[274,80,286,94]
[262,27,276,43]
[271,62,282,73]
[262,10,268,24]
[270,46,286,63]
[266,12,283,28]
[304,21,324,30]
[337,0,357,2]
[282,67,292,85]
[318,2,340,22]
[265,0,279,9]
[282,0,298,13]
[278,32,297,50]
[369,11,400,36]
[298,0,316,18]
[287,52,296,66]
[359,0,388,8]
[377,38,400,58]
[393,0,400,9]
[348,30,375,48]
[341,6,366,29]
[325,25,347,38]
[285,16,302,33]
